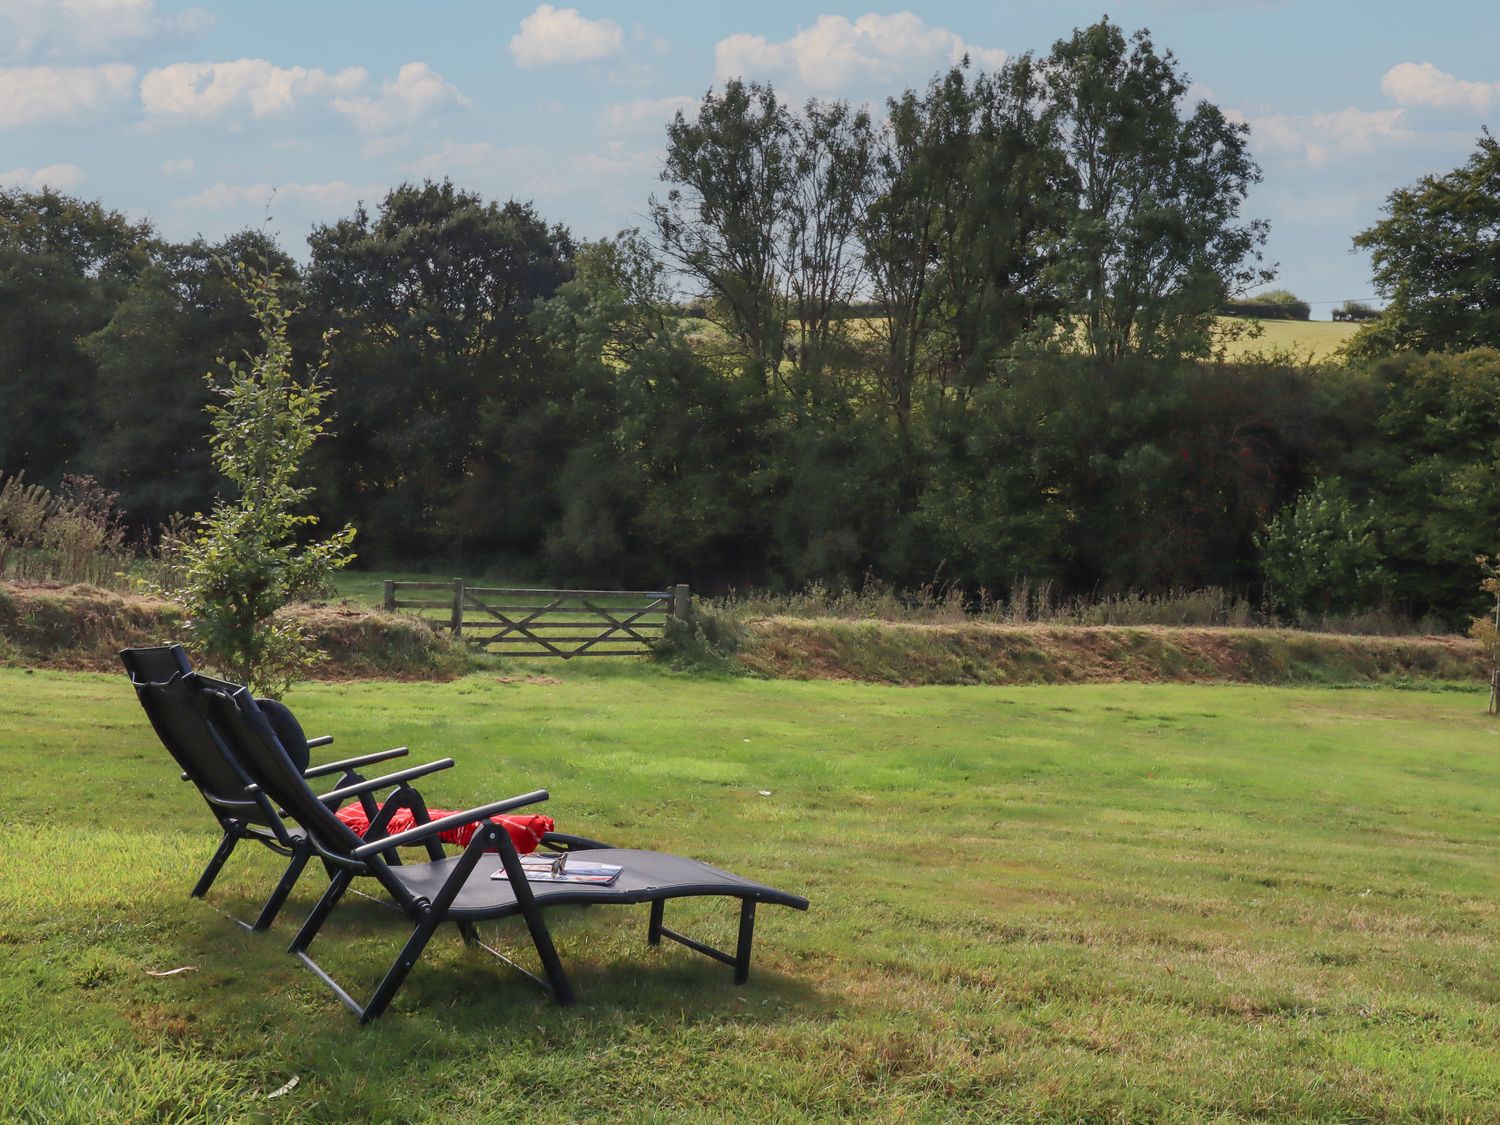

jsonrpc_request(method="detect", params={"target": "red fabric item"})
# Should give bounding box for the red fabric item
[335,803,554,853]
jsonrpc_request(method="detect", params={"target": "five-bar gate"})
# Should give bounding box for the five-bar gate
[384,580,689,658]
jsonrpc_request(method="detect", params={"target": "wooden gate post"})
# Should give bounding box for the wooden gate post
[383,580,395,611]
[672,583,691,620]
[451,578,465,635]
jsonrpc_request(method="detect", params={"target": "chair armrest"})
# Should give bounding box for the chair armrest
[352,789,549,857]
[316,759,455,805]
[541,831,611,851]
[307,735,334,748]
[301,747,408,779]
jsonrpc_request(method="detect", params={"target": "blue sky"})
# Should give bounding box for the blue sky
[3,1,1496,315]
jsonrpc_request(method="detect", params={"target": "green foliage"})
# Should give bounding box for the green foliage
[1333,299,1379,322]
[652,80,797,376]
[1351,348,1500,620]
[1351,130,1500,355]
[0,187,156,485]
[80,229,294,530]
[1257,479,1390,617]
[1225,288,1312,320]
[1043,20,1271,362]
[164,264,355,696]
[305,179,574,562]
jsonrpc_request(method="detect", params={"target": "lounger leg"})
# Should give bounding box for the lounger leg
[456,921,480,946]
[192,830,239,898]
[289,867,354,955]
[361,908,441,1023]
[517,898,574,1006]
[734,900,756,986]
[647,900,665,946]
[252,846,311,932]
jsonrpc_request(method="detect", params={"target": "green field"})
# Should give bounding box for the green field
[685,315,1362,365]
[1216,317,1362,361]
[3,667,1497,1121]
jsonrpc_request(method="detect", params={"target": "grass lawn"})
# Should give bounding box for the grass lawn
[2,666,1497,1121]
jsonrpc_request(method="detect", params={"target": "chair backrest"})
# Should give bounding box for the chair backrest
[121,646,263,817]
[198,679,378,869]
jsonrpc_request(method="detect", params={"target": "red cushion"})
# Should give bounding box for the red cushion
[335,803,554,853]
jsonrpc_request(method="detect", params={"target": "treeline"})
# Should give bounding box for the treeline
[2,19,1498,626]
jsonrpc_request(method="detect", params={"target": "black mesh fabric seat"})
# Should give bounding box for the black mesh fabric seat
[199,679,811,1023]
[120,645,413,930]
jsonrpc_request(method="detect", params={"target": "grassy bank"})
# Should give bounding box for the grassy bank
[733,617,1483,686]
[0,580,465,679]
[1,667,1497,1120]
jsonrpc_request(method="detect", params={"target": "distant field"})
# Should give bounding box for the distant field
[2,668,1497,1120]
[681,315,1363,363]
[1216,316,1361,360]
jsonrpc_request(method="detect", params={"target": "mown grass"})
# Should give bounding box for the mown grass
[2,665,1498,1121]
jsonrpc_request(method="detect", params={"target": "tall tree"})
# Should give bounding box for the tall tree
[0,188,155,482]
[864,59,1068,424]
[1043,19,1270,362]
[81,229,295,530]
[1352,130,1500,355]
[305,180,573,559]
[652,80,798,379]
[783,99,877,382]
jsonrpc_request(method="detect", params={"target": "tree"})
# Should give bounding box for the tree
[1043,19,1270,362]
[1352,130,1500,355]
[783,98,877,382]
[864,59,1069,422]
[1231,288,1311,320]
[1257,478,1389,618]
[1347,348,1500,621]
[0,187,155,484]
[652,80,797,379]
[305,180,573,560]
[166,263,355,697]
[81,229,295,530]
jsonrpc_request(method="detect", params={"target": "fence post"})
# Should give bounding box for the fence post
[451,578,465,635]
[672,583,691,620]
[383,580,395,612]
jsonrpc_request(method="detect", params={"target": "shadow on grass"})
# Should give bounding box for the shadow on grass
[151,886,822,1041]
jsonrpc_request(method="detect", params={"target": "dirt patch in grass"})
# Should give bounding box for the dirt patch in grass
[0,580,466,680]
[737,617,1483,686]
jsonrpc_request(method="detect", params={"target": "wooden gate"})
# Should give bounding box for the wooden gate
[384,580,688,658]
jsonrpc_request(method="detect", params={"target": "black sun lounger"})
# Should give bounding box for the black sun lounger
[120,645,412,930]
[200,679,811,1022]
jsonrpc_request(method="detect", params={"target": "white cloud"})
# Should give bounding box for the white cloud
[331,61,466,132]
[0,63,134,127]
[408,140,570,196]
[140,59,365,122]
[1241,106,1411,166]
[1381,62,1500,113]
[714,13,1006,92]
[603,95,695,133]
[0,0,210,60]
[161,156,194,175]
[509,4,624,68]
[0,162,86,190]
[174,179,372,212]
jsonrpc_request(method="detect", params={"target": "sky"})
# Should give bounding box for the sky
[2,1,1496,317]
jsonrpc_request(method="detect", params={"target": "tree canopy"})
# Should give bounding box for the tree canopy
[1352,130,1500,354]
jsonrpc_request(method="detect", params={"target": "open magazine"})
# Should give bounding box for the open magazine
[492,852,622,886]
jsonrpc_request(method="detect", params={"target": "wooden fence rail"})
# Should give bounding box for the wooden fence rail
[384,580,689,659]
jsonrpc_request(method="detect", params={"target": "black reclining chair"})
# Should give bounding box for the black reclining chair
[120,645,413,930]
[200,678,810,1023]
